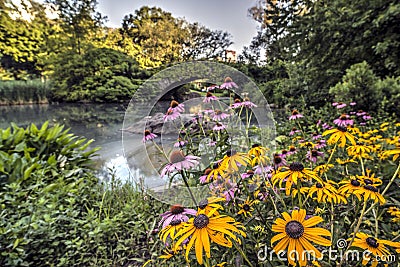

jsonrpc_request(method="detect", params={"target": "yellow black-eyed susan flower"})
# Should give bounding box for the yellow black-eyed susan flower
[158,246,182,261]
[174,208,246,265]
[356,169,382,186]
[159,219,184,243]
[353,184,385,205]
[221,150,250,171]
[313,164,334,175]
[338,177,363,201]
[308,181,346,204]
[197,197,225,215]
[271,209,331,267]
[352,233,396,266]
[248,144,269,166]
[347,143,373,158]
[238,197,259,217]
[206,161,226,182]
[272,162,322,196]
[322,126,356,147]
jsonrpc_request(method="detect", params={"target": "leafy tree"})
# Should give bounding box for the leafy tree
[46,0,106,54]
[121,6,188,68]
[50,47,146,102]
[181,22,233,61]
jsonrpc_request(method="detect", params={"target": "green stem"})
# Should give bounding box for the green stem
[233,241,254,267]
[338,200,367,267]
[180,171,197,207]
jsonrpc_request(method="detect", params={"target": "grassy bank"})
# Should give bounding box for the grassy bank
[0,79,49,105]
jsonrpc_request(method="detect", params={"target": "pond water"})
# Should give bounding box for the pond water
[0,103,134,182]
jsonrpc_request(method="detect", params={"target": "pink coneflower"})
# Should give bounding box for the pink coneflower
[202,109,214,114]
[336,102,347,109]
[363,113,372,120]
[356,110,366,116]
[241,170,254,179]
[350,102,357,106]
[143,130,157,142]
[287,146,298,156]
[199,168,212,184]
[280,149,289,158]
[316,120,322,127]
[289,109,304,120]
[203,91,218,103]
[333,114,354,127]
[212,110,230,121]
[312,132,322,140]
[332,102,339,107]
[220,77,238,89]
[213,122,226,131]
[315,139,327,149]
[159,204,197,229]
[174,138,187,148]
[169,100,184,113]
[163,108,180,122]
[223,180,237,202]
[307,150,324,163]
[242,97,257,108]
[289,127,301,136]
[322,123,332,129]
[254,165,274,177]
[206,84,219,91]
[273,154,287,168]
[160,151,200,177]
[230,98,243,109]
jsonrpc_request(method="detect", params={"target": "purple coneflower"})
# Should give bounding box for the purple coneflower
[315,140,327,149]
[336,102,347,109]
[213,122,226,131]
[356,110,366,116]
[289,109,304,120]
[160,151,200,177]
[322,123,332,129]
[254,165,273,177]
[350,102,357,106]
[307,150,324,163]
[212,110,230,121]
[273,154,287,168]
[316,120,322,127]
[333,114,354,127]
[163,108,180,122]
[220,77,238,89]
[223,180,237,202]
[241,170,254,179]
[280,149,289,158]
[363,113,372,120]
[230,98,243,109]
[174,138,187,148]
[206,84,219,91]
[143,130,157,142]
[159,204,197,229]
[199,168,212,184]
[312,132,322,140]
[169,100,184,113]
[287,146,298,156]
[203,91,218,103]
[289,127,300,136]
[242,97,257,108]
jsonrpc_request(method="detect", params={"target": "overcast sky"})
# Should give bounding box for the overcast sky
[97,0,260,53]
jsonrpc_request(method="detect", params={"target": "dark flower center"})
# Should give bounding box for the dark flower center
[366,237,379,248]
[292,110,299,115]
[215,110,222,115]
[169,151,186,163]
[292,127,297,131]
[364,179,373,185]
[351,180,361,186]
[170,219,181,226]
[243,204,250,211]
[340,114,348,120]
[198,199,208,209]
[170,100,180,108]
[316,183,323,189]
[224,77,233,83]
[312,132,319,136]
[289,162,304,172]
[285,220,304,239]
[212,162,220,169]
[193,214,210,229]
[252,144,260,148]
[170,204,185,215]
[364,185,378,193]
[289,146,296,152]
[274,155,282,164]
[281,149,288,155]
[206,91,213,97]
[234,98,241,103]
[204,168,212,175]
[226,150,237,157]
[311,150,319,157]
[247,170,254,176]
[337,126,347,132]
[144,130,151,136]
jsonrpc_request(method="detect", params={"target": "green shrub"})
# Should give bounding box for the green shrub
[0,122,167,266]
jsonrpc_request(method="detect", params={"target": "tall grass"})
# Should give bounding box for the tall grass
[0,79,49,105]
